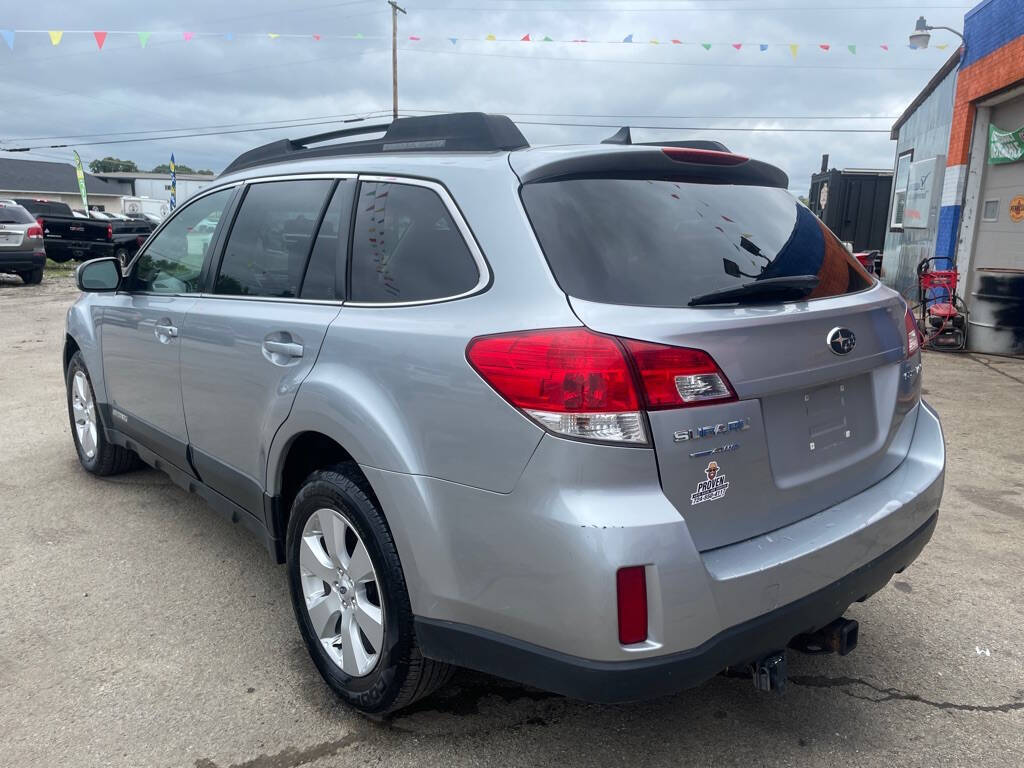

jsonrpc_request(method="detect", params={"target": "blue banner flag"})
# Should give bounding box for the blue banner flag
[169,153,177,211]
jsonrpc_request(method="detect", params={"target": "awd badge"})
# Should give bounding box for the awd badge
[690,461,730,506]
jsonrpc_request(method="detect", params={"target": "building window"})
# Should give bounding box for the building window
[890,150,914,230]
[982,199,999,222]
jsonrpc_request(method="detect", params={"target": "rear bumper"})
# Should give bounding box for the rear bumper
[0,250,46,272]
[416,510,937,702]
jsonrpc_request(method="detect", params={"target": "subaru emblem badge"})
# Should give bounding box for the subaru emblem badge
[827,327,856,355]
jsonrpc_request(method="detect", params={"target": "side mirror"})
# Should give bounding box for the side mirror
[76,257,121,292]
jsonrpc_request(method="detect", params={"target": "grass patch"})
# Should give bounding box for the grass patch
[45,259,77,274]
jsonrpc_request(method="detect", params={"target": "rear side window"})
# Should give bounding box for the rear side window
[0,204,34,224]
[350,181,479,303]
[16,199,69,217]
[521,179,873,307]
[215,179,334,298]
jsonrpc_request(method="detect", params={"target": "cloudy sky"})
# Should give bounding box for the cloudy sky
[0,0,971,192]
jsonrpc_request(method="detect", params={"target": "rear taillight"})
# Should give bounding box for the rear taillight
[616,566,648,645]
[903,303,921,358]
[36,216,45,232]
[662,147,748,165]
[622,340,736,409]
[25,225,43,239]
[106,224,113,241]
[466,328,735,444]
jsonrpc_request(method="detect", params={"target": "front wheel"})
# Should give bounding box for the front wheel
[65,352,139,475]
[286,464,453,714]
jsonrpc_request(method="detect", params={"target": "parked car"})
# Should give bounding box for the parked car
[64,113,944,715]
[15,198,114,264]
[0,200,45,284]
[125,211,164,227]
[14,199,151,266]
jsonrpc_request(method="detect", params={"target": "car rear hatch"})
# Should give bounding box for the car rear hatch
[514,146,921,551]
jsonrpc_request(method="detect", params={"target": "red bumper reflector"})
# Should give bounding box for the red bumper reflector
[616,566,648,645]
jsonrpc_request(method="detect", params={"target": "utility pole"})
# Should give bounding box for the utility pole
[387,0,407,121]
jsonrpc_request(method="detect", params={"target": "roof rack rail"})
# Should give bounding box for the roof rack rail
[222,112,529,176]
[600,126,731,153]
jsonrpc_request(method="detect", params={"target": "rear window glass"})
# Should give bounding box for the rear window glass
[0,204,34,224]
[16,199,69,217]
[521,179,872,307]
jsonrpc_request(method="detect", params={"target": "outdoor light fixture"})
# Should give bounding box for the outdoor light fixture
[909,15,965,50]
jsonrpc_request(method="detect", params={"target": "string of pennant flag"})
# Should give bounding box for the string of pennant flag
[0,28,953,55]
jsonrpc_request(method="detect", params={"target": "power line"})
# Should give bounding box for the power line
[412,3,970,11]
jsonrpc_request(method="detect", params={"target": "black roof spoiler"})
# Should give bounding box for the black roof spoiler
[600,126,731,153]
[221,112,529,176]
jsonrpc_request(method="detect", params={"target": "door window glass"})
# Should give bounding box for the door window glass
[215,179,333,298]
[300,181,354,300]
[350,181,479,302]
[127,187,233,294]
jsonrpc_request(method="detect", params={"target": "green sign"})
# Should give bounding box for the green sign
[988,123,1024,165]
[72,150,89,210]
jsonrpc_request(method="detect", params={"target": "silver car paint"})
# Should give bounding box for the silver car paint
[64,146,946,666]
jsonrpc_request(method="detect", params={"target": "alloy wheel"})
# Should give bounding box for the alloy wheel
[71,371,98,460]
[299,508,385,677]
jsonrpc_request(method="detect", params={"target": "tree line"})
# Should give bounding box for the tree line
[87,156,215,175]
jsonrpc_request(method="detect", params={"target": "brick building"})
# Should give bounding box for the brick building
[883,0,1024,355]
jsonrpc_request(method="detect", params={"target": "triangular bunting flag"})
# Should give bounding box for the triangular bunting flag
[312,34,321,41]
[732,43,742,50]
[521,33,530,41]
[848,44,856,54]
[48,30,63,46]
[409,35,420,41]
[486,34,496,41]
[354,32,363,38]
[789,43,798,57]
[183,32,194,41]
[623,34,633,43]
[759,43,769,51]
[936,43,949,49]
[269,33,280,39]
[542,36,553,42]
[649,39,658,45]
[671,39,681,44]
[449,37,457,45]
[701,42,711,50]
[225,32,234,41]
[0,30,13,50]
[138,31,151,48]
[819,44,830,51]
[880,44,888,50]
[93,31,107,50]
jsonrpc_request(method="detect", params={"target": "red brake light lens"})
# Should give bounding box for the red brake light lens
[106,224,114,240]
[466,329,639,413]
[616,566,648,645]
[623,339,736,409]
[662,147,748,166]
[36,216,45,232]
[25,225,43,239]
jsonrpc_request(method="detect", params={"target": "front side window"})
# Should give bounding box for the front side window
[215,179,334,298]
[890,150,914,230]
[127,187,234,294]
[349,181,479,303]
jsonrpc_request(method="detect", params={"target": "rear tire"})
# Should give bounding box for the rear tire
[19,267,43,285]
[65,352,139,476]
[286,463,454,715]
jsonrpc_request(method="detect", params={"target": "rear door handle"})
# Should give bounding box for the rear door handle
[154,322,178,339]
[263,340,304,358]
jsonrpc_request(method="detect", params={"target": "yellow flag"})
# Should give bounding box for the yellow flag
[268,33,280,39]
[486,34,496,41]
[48,30,63,46]
[789,43,799,58]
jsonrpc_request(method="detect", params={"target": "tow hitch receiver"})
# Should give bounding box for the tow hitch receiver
[751,651,787,694]
[790,617,859,656]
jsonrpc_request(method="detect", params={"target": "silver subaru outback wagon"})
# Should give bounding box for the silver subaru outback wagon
[65,113,944,714]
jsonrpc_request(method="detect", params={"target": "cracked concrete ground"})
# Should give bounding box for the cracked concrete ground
[1,274,1022,768]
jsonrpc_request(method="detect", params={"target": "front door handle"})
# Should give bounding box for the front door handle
[154,322,178,342]
[263,340,303,359]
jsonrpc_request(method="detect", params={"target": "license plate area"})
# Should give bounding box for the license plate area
[761,374,878,489]
[0,232,21,245]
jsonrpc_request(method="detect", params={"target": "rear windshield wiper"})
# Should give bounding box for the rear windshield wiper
[687,275,820,307]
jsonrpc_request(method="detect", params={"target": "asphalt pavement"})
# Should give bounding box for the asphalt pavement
[1,273,1022,768]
